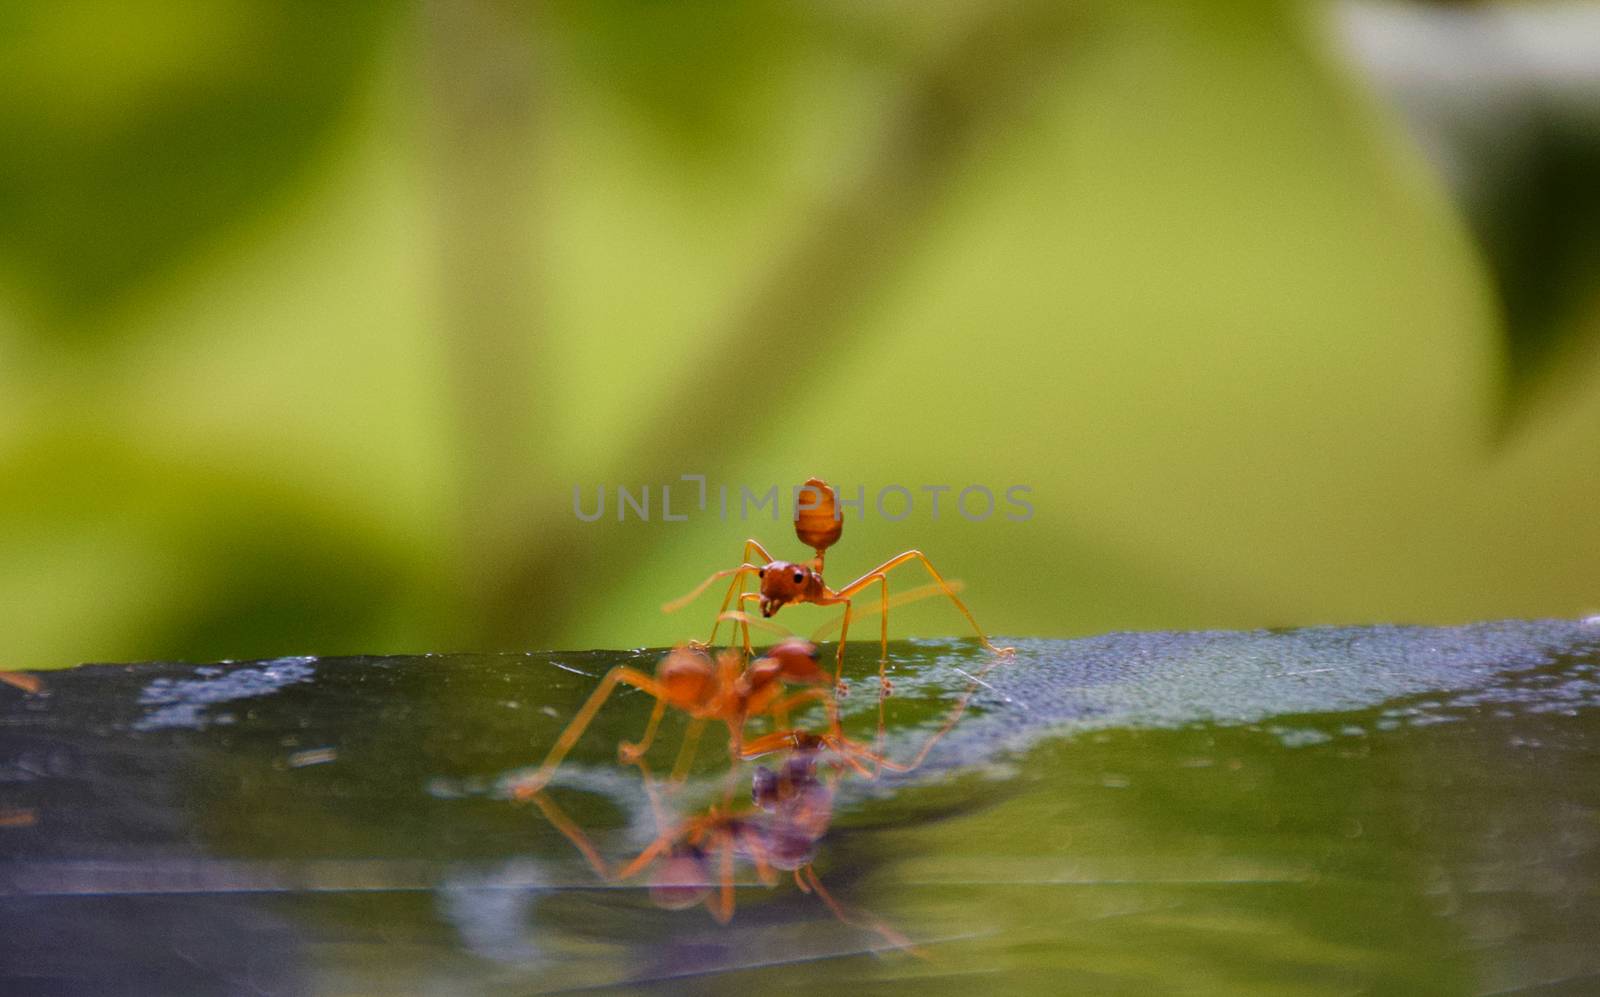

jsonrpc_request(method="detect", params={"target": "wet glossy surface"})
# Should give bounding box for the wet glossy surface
[3,620,1599,994]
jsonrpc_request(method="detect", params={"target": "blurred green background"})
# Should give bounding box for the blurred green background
[2,0,1598,670]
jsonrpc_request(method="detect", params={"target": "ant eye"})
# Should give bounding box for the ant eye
[793,571,804,584]
[757,568,765,578]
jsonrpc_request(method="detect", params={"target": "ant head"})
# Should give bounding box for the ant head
[764,637,825,685]
[757,561,814,617]
[657,646,716,708]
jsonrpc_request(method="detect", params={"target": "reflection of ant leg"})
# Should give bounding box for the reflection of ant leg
[801,865,920,955]
[710,833,738,924]
[619,733,674,831]
[867,656,1000,775]
[526,791,610,878]
[617,829,676,881]
[835,550,1014,656]
[623,708,707,801]
[622,714,704,831]
[738,726,880,780]
[763,687,834,731]
[617,814,743,923]
[737,824,779,887]
[762,681,820,734]
[749,672,992,778]
[511,667,670,800]
[617,812,709,889]
[716,602,794,662]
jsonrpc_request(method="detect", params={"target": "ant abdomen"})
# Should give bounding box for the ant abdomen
[650,847,711,910]
[795,477,842,556]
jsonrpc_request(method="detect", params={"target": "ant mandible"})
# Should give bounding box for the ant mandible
[664,477,1014,700]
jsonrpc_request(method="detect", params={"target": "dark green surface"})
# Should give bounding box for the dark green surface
[3,620,1599,994]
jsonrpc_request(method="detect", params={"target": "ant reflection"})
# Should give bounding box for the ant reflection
[512,635,997,951]
[532,742,913,949]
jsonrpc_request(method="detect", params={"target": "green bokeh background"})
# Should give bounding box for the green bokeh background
[2,0,1598,670]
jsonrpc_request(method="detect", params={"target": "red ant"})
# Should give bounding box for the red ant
[508,640,888,805]
[665,477,1012,750]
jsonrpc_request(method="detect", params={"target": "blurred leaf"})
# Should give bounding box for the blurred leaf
[0,1,397,334]
[532,0,867,153]
[1475,114,1600,405]
[1331,0,1600,420]
[0,434,423,668]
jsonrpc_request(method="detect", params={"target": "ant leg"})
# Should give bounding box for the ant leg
[720,757,742,807]
[705,540,775,647]
[840,571,893,774]
[857,664,991,775]
[737,730,804,759]
[617,819,692,881]
[828,596,853,697]
[738,824,779,887]
[710,833,738,924]
[802,865,920,955]
[624,712,702,824]
[739,692,879,778]
[835,550,1014,656]
[764,687,833,723]
[527,791,610,878]
[774,673,983,778]
[510,667,668,800]
[669,718,706,783]
[716,606,793,660]
[735,592,765,653]
[822,554,1011,774]
[633,757,673,833]
[737,687,836,759]
[708,572,750,650]
[740,730,881,781]
[739,725,873,775]
[740,730,875,780]
[662,564,762,617]
[616,723,676,832]
[809,581,970,643]
[827,604,857,747]
[619,698,668,764]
